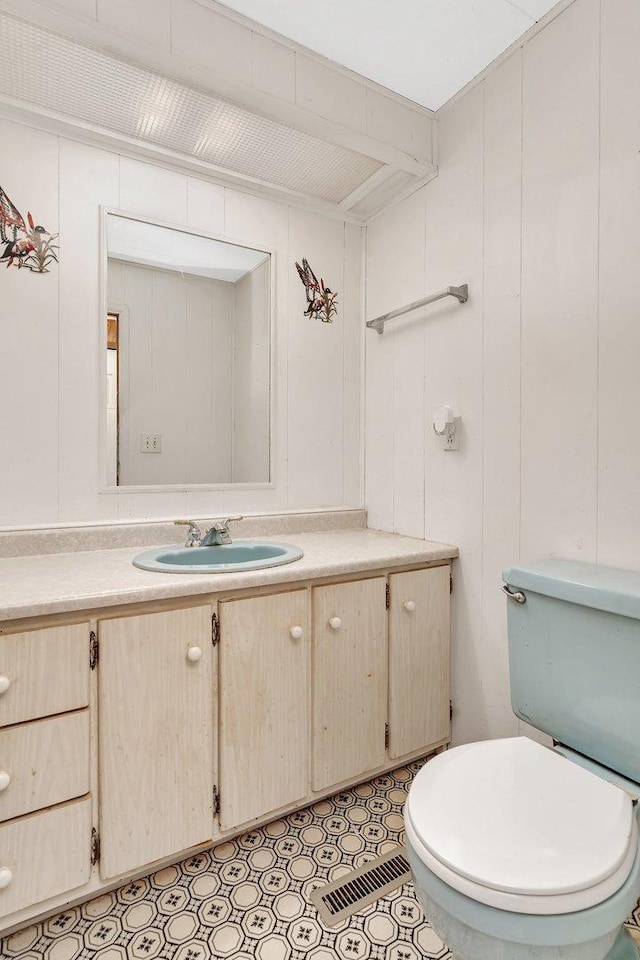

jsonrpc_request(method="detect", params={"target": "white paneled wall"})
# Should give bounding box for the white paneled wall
[365,0,640,745]
[0,119,362,526]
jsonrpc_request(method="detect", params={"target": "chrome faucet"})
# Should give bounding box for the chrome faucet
[174,516,243,548]
[201,516,243,546]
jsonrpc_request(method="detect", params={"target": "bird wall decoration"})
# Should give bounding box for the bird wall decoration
[295,258,338,323]
[0,185,59,273]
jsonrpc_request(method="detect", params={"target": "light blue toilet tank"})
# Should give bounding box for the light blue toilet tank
[503,558,640,785]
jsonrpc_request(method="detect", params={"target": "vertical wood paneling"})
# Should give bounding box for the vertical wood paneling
[481,53,523,739]
[59,140,119,521]
[119,158,187,224]
[363,0,626,747]
[0,120,60,525]
[423,87,485,745]
[597,0,640,569]
[520,0,600,562]
[342,223,363,507]
[287,209,345,509]
[186,178,225,236]
[365,195,427,533]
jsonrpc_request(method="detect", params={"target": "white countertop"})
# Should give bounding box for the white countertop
[0,529,458,622]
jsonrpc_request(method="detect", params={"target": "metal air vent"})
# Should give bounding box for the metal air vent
[0,12,383,205]
[309,846,411,926]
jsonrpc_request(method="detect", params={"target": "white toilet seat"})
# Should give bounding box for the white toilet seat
[405,737,638,915]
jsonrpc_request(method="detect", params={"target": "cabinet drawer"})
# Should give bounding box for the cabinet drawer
[0,797,92,917]
[0,623,89,727]
[0,710,90,823]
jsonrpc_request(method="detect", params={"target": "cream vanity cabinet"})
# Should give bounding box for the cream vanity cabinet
[0,556,451,934]
[0,622,92,918]
[97,605,215,879]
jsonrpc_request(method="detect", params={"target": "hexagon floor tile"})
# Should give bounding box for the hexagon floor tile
[2,758,639,960]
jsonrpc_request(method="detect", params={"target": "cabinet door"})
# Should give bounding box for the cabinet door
[312,578,387,791]
[388,566,450,759]
[98,606,214,879]
[219,590,309,830]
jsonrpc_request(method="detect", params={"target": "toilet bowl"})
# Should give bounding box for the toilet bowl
[405,738,640,960]
[404,559,640,960]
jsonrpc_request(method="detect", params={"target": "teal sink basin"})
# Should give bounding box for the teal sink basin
[133,540,304,574]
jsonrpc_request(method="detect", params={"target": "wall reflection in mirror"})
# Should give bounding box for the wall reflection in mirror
[105,213,271,487]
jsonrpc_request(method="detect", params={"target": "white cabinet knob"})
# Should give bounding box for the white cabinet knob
[186,646,202,662]
[0,868,12,889]
[290,626,303,640]
[403,600,416,612]
[0,676,10,695]
[328,617,342,630]
[0,771,10,792]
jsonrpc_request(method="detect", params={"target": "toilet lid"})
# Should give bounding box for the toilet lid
[406,738,636,908]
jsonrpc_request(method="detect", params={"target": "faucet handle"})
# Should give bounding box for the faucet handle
[174,519,202,546]
[212,515,243,530]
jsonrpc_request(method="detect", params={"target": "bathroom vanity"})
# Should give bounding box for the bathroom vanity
[0,527,457,935]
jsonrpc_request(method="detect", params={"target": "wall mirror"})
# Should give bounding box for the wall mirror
[104,211,272,489]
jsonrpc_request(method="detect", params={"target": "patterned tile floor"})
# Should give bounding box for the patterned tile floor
[1,758,639,960]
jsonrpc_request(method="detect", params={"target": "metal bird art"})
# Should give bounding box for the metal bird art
[295,257,338,323]
[0,185,58,273]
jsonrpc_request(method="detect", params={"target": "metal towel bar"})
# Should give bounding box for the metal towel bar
[366,284,468,335]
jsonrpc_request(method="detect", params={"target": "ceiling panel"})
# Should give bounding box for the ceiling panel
[218,0,562,110]
[1,12,382,205]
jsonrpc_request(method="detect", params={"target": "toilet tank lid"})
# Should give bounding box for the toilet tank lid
[503,559,640,620]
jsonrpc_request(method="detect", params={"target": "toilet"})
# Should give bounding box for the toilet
[404,558,640,960]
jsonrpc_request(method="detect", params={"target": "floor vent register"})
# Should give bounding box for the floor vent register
[310,846,412,927]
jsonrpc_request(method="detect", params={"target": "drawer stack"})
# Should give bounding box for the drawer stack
[0,623,92,917]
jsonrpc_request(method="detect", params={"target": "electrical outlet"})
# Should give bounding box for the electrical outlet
[443,418,461,452]
[140,434,162,453]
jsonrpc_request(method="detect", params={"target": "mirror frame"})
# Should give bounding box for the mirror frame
[99,207,276,494]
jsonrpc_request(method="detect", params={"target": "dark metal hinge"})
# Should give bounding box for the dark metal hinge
[213,785,220,816]
[450,571,453,594]
[89,631,99,670]
[384,722,389,751]
[385,582,390,610]
[450,700,453,722]
[212,613,220,647]
[90,828,100,865]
